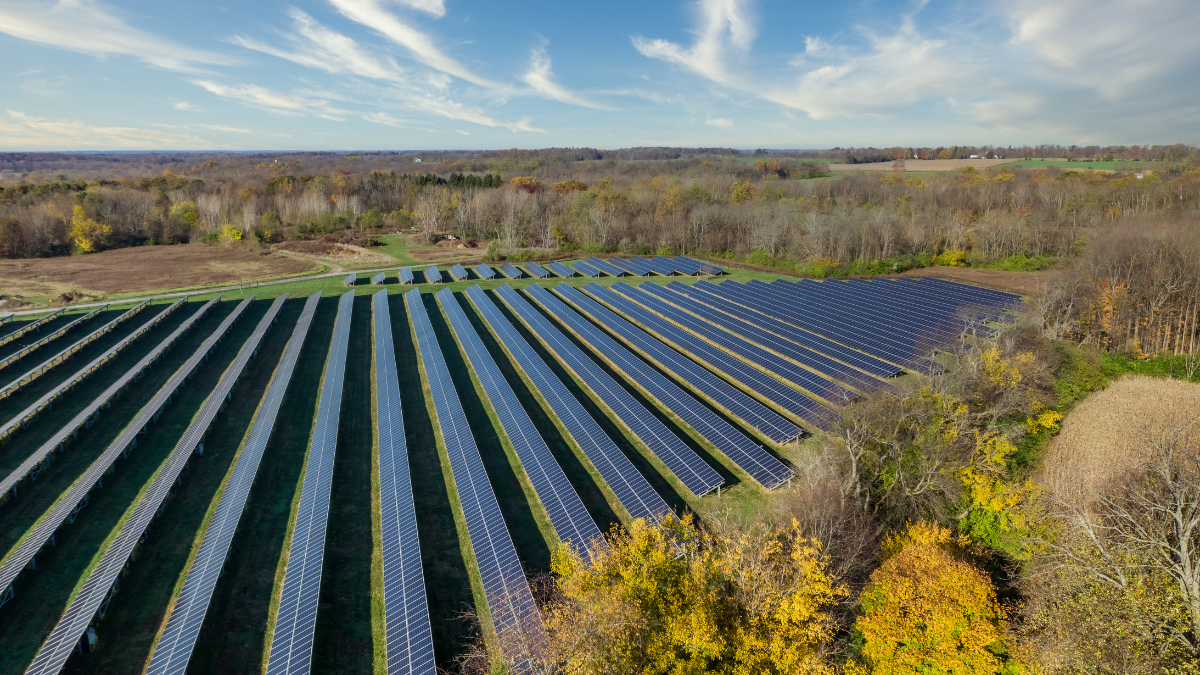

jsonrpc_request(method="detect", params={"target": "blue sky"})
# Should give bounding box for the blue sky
[1,0,1197,150]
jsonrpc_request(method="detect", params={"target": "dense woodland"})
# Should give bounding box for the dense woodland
[2,148,1199,673]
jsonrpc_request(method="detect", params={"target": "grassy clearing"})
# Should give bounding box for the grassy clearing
[369,317,387,674]
[1008,159,1172,172]
[186,295,335,675]
[311,295,377,673]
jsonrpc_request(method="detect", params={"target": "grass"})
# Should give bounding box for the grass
[1007,159,1173,172]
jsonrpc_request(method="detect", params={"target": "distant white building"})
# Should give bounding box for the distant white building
[969,154,980,159]
[413,157,422,163]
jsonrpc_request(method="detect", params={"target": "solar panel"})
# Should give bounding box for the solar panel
[675,256,724,275]
[0,309,63,348]
[344,273,356,286]
[630,257,676,276]
[545,262,576,278]
[668,282,900,378]
[372,272,387,285]
[522,262,550,279]
[0,297,216,605]
[572,261,601,277]
[464,286,669,525]
[404,289,547,669]
[400,267,415,284]
[0,305,106,372]
[474,263,496,280]
[448,263,469,281]
[145,293,319,675]
[424,266,442,284]
[564,284,803,443]
[607,258,648,276]
[22,295,268,675]
[530,285,793,490]
[266,290,355,675]
[584,257,625,277]
[497,284,723,496]
[437,288,602,554]
[373,291,436,674]
[0,301,150,402]
[587,284,838,431]
[498,262,523,279]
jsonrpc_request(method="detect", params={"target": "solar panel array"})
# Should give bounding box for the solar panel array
[400,267,415,284]
[448,263,469,281]
[424,266,442,284]
[630,257,676,276]
[584,257,625,277]
[0,298,218,608]
[496,285,722,496]
[0,301,149,402]
[545,262,576,278]
[145,293,318,675]
[607,258,648,276]
[0,309,63,348]
[522,262,550,279]
[405,289,547,668]
[474,263,496,280]
[572,261,601,277]
[619,282,858,408]
[23,295,265,675]
[372,272,387,286]
[584,283,838,432]
[437,288,601,553]
[497,262,523,279]
[529,285,793,490]
[464,286,669,524]
[343,274,356,287]
[266,290,355,675]
[0,305,106,372]
[567,284,802,443]
[373,290,435,674]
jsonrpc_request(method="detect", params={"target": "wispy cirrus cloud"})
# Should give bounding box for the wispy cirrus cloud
[521,47,610,109]
[0,0,232,73]
[192,80,351,120]
[0,109,210,149]
[632,0,755,86]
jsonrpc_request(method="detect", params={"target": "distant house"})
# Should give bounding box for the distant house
[1135,172,1145,179]
[413,158,423,163]
[969,154,980,159]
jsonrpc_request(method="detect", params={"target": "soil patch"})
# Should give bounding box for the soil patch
[829,158,1020,172]
[884,266,1052,298]
[275,241,396,267]
[0,244,316,298]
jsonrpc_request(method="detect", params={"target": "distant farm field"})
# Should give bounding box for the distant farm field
[828,158,1019,172]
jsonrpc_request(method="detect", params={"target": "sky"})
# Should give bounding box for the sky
[0,0,1198,151]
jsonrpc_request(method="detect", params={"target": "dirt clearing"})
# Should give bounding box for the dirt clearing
[0,244,318,301]
[275,241,397,268]
[829,158,1020,172]
[884,266,1052,298]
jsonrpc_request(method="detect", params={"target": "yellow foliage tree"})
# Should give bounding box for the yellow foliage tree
[850,522,1013,675]
[220,225,243,243]
[68,206,112,253]
[728,181,758,203]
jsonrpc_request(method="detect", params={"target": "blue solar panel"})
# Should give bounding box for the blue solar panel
[474,264,496,280]
[448,264,469,281]
[572,261,601,277]
[585,257,625,277]
[672,256,724,275]
[266,290,355,675]
[522,263,550,279]
[495,285,723,497]
[607,258,648,276]
[630,257,676,276]
[571,283,806,442]
[404,289,547,669]
[545,261,576,278]
[437,288,601,554]
[795,279,964,345]
[464,286,669,525]
[400,267,415,284]
[498,263,523,279]
[146,293,320,675]
[373,291,436,674]
[534,283,792,489]
[344,274,356,286]
[372,272,387,285]
[424,266,442,284]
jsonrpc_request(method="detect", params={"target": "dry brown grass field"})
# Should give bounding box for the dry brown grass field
[1038,374,1200,503]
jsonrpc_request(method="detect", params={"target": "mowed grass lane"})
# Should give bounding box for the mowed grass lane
[0,300,242,675]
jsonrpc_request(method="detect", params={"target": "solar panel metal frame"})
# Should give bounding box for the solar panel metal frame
[405,288,547,670]
[399,267,415,285]
[522,262,550,279]
[584,257,625,277]
[448,263,469,281]
[571,261,601,277]
[265,290,355,675]
[497,262,523,279]
[22,295,265,675]
[343,273,356,286]
[439,288,601,553]
[372,272,387,286]
[373,291,436,674]
[496,285,723,497]
[544,261,576,278]
[464,285,669,525]
[424,266,442,284]
[0,309,64,348]
[630,256,676,276]
[533,284,793,489]
[0,305,106,372]
[474,263,496,280]
[145,293,318,675]
[607,258,648,276]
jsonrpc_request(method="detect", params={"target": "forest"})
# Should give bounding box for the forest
[1,146,1199,673]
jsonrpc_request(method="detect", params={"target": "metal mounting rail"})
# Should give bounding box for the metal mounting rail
[0,306,107,373]
[0,299,188,442]
[21,295,271,675]
[0,309,64,348]
[0,302,149,401]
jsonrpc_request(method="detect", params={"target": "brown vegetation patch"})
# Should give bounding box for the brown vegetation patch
[0,243,316,297]
[434,238,478,248]
[1038,374,1200,504]
[885,266,1052,298]
[828,158,1020,172]
[274,241,395,266]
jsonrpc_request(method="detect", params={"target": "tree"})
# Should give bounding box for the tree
[850,522,1012,675]
[68,205,112,253]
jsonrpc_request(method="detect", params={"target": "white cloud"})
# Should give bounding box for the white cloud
[706,117,733,128]
[195,123,253,133]
[394,0,445,17]
[172,101,200,111]
[454,129,469,135]
[521,47,608,109]
[0,109,209,149]
[632,0,755,85]
[232,8,406,83]
[192,80,351,120]
[405,95,545,132]
[326,0,500,88]
[0,0,232,73]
